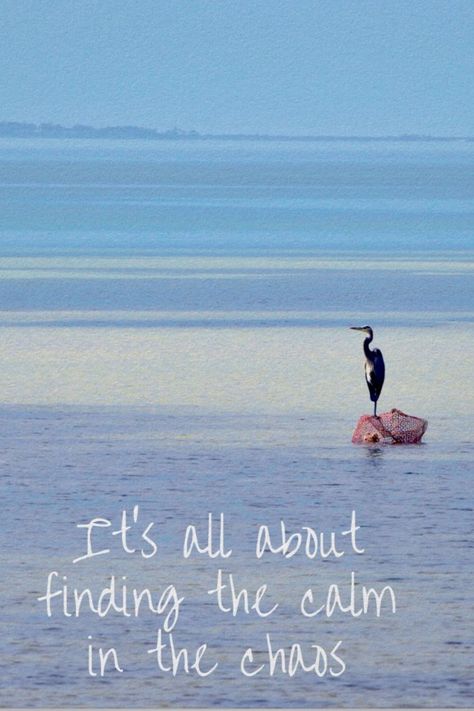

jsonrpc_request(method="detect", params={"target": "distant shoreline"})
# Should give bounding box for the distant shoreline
[0,121,473,142]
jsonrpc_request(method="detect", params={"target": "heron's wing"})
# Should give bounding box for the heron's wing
[370,348,385,390]
[364,349,385,402]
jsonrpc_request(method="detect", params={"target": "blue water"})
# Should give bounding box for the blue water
[1,138,474,255]
[0,138,473,707]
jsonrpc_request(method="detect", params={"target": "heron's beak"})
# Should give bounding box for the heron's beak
[350,326,365,331]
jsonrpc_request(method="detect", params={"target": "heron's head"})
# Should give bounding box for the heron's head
[350,325,373,338]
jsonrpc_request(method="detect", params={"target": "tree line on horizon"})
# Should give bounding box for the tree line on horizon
[0,121,471,142]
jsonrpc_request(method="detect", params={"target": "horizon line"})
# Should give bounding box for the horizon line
[0,120,473,142]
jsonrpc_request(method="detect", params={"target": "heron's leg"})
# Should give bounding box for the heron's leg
[374,401,377,417]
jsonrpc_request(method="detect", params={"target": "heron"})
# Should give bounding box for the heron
[350,326,385,417]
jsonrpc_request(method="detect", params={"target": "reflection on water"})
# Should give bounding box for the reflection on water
[363,446,385,468]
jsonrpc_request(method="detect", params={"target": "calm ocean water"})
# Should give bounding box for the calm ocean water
[0,138,473,707]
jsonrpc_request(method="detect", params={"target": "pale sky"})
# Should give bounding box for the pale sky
[1,0,473,135]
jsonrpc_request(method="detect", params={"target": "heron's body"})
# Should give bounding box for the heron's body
[351,326,385,416]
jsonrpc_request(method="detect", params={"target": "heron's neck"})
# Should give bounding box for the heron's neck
[363,334,373,359]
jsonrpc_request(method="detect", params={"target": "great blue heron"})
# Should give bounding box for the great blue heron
[350,326,385,416]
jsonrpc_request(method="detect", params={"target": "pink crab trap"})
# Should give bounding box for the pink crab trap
[352,408,428,445]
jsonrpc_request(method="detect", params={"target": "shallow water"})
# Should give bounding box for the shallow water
[0,138,472,707]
